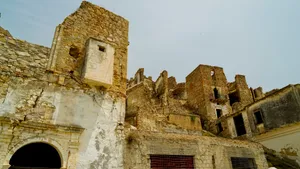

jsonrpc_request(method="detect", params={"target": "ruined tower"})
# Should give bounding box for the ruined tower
[186,65,232,121]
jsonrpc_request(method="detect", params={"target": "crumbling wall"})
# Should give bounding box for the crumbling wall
[229,75,253,113]
[252,87,265,100]
[235,75,253,106]
[171,83,187,100]
[127,68,146,88]
[186,65,231,120]
[154,70,168,106]
[0,2,128,169]
[124,131,268,169]
[168,76,177,90]
[47,1,129,94]
[186,64,232,137]
[0,46,126,169]
[126,70,201,133]
[0,117,83,169]
[248,85,300,131]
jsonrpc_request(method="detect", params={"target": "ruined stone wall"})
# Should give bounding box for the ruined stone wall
[48,1,129,94]
[246,85,300,131]
[168,76,177,90]
[224,85,300,140]
[126,70,201,133]
[234,75,253,108]
[186,65,231,128]
[124,131,268,169]
[0,34,49,84]
[0,35,126,169]
[0,2,128,169]
[253,87,264,100]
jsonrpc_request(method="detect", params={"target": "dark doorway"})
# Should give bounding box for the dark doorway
[9,143,61,169]
[233,114,247,136]
[231,157,257,169]
[150,155,194,169]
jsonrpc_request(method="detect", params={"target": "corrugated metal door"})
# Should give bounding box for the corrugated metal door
[150,155,194,169]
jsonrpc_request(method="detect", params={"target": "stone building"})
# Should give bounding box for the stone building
[125,69,269,169]
[219,84,300,164]
[0,1,128,169]
[0,1,298,169]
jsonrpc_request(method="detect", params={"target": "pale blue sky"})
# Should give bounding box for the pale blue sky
[0,0,299,91]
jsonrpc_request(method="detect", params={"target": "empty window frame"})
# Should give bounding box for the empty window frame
[150,155,194,169]
[213,88,219,99]
[229,91,240,106]
[216,109,222,118]
[254,110,263,125]
[233,114,246,136]
[231,157,257,169]
[217,122,223,133]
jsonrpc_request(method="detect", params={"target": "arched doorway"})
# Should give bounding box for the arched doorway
[9,143,61,169]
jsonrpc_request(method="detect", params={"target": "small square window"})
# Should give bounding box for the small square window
[254,111,263,124]
[98,45,106,52]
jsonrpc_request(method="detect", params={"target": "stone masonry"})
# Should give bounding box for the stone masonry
[0,1,298,169]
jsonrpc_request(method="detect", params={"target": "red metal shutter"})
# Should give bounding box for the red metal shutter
[150,155,194,169]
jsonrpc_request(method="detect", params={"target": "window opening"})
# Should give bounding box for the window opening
[229,91,240,106]
[231,157,257,169]
[98,45,106,52]
[69,45,80,58]
[254,110,263,124]
[213,88,219,99]
[217,123,223,133]
[216,109,222,118]
[233,114,246,136]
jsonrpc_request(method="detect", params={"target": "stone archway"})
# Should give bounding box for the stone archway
[9,143,61,169]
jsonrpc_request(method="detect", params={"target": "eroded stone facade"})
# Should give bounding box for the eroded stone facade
[0,1,298,169]
[125,68,271,169]
[0,1,128,169]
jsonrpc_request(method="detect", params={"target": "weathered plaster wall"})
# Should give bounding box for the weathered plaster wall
[124,131,268,169]
[254,123,300,164]
[0,1,128,169]
[0,42,126,169]
[252,85,300,130]
[228,84,300,137]
[222,85,300,138]
[0,117,83,169]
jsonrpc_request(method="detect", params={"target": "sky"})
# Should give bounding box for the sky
[0,0,299,92]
